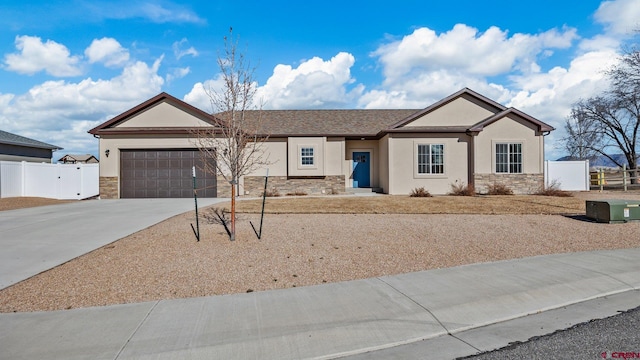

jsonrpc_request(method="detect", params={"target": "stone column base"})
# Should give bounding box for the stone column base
[99,176,119,199]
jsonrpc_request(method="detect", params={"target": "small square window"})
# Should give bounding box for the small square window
[301,147,314,166]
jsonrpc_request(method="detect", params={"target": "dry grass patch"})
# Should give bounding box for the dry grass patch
[0,197,74,211]
[232,195,586,215]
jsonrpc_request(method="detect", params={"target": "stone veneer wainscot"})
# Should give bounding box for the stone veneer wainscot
[474,173,543,195]
[243,176,345,196]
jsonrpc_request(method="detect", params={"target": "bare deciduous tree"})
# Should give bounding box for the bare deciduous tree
[565,47,640,183]
[563,106,602,161]
[194,28,270,240]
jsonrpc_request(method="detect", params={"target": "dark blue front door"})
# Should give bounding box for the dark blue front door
[353,152,370,188]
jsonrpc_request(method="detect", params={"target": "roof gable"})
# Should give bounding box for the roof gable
[88,92,219,135]
[388,88,506,129]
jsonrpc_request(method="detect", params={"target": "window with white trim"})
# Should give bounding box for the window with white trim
[300,147,314,166]
[417,144,444,174]
[495,143,522,173]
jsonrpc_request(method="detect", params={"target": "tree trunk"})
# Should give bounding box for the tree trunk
[230,180,236,241]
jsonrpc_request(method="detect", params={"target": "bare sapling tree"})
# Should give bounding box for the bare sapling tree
[194,28,270,240]
[562,106,602,161]
[565,47,640,183]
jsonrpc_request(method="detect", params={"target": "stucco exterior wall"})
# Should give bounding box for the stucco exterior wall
[387,133,471,195]
[402,95,498,127]
[118,102,212,128]
[474,115,543,175]
[287,137,325,176]
[325,137,345,176]
[245,138,288,178]
[378,135,390,193]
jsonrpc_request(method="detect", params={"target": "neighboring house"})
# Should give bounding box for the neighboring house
[58,154,99,164]
[0,129,62,163]
[88,88,554,199]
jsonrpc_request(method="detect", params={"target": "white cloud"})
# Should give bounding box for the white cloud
[137,2,205,24]
[578,34,621,52]
[0,58,164,155]
[185,52,362,111]
[505,49,619,160]
[85,38,130,67]
[166,66,191,83]
[256,52,362,109]
[508,50,617,116]
[172,38,198,60]
[358,72,510,109]
[372,24,578,84]
[183,81,216,112]
[3,35,82,76]
[594,0,640,36]
[87,1,205,24]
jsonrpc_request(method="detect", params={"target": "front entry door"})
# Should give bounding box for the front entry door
[353,151,370,188]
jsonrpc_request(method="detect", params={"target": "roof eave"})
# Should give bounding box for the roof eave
[384,127,470,134]
[469,108,555,133]
[91,127,224,136]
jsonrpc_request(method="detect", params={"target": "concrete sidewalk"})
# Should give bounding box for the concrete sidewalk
[1,247,638,360]
[0,198,225,289]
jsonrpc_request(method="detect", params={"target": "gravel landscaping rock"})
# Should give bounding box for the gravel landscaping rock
[1,210,639,313]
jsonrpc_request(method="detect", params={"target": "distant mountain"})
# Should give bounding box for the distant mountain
[556,154,638,168]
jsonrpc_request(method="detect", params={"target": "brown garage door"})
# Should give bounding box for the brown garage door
[120,149,217,198]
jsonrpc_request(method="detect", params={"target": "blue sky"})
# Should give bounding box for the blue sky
[1,0,639,160]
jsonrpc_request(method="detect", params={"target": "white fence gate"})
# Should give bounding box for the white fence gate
[544,160,590,191]
[0,161,99,200]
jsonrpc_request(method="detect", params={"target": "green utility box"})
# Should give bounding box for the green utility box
[586,199,640,223]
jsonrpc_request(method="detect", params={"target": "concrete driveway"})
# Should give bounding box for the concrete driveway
[0,198,226,289]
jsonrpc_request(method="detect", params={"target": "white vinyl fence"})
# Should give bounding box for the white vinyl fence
[0,161,99,200]
[544,160,590,191]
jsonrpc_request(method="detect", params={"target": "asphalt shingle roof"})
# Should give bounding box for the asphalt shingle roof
[236,109,421,137]
[0,130,61,150]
